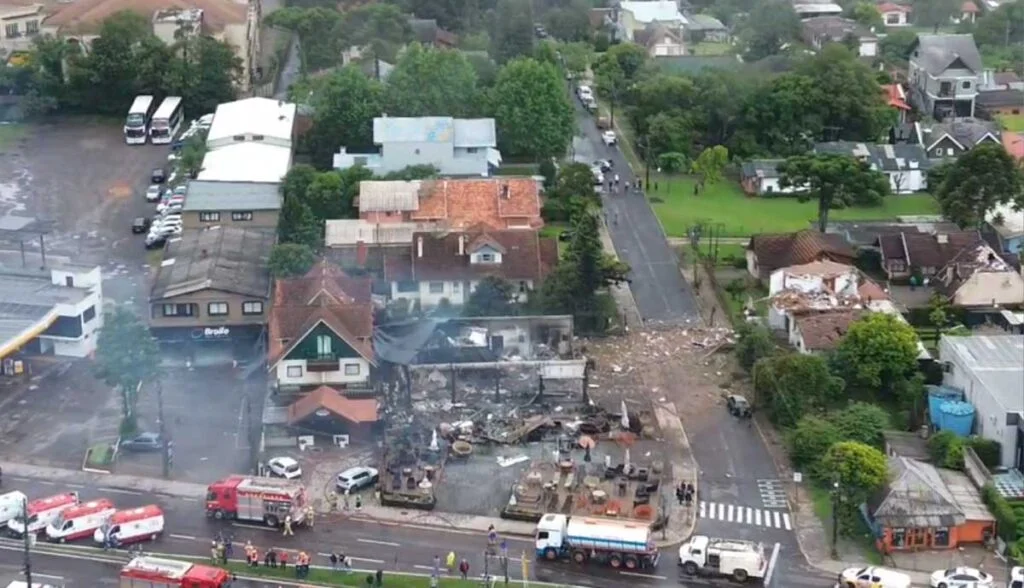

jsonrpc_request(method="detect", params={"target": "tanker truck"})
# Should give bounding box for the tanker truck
[534,513,659,570]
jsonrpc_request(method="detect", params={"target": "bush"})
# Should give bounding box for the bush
[830,402,890,449]
[86,443,114,467]
[786,416,842,473]
[927,430,965,470]
[967,437,1001,468]
[734,322,774,372]
[982,484,1021,544]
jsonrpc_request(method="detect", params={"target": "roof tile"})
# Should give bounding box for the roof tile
[409,178,542,229]
[749,230,855,275]
[288,386,379,425]
[387,228,557,283]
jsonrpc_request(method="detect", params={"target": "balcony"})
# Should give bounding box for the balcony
[306,355,339,372]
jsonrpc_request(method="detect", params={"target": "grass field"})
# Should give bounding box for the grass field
[648,175,940,237]
[692,42,732,55]
[997,113,1024,132]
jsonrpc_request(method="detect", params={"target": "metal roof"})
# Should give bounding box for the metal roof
[452,119,497,148]
[373,116,497,147]
[940,335,1024,412]
[357,181,422,212]
[0,268,92,350]
[814,141,931,172]
[620,1,686,24]
[198,143,292,183]
[324,220,424,247]
[910,34,983,76]
[149,227,275,301]
[874,457,965,528]
[183,181,282,211]
[206,98,296,146]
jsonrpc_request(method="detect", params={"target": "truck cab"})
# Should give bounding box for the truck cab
[534,514,566,559]
[679,535,766,583]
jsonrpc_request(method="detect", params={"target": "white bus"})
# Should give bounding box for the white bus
[149,96,184,145]
[124,95,155,145]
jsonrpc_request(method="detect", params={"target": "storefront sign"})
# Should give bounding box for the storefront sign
[192,327,231,340]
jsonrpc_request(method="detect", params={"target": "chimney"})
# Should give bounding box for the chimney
[356,239,368,266]
[417,236,423,258]
[937,234,948,244]
[458,234,466,256]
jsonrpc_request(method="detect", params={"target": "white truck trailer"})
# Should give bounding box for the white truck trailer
[678,535,766,583]
[534,513,659,570]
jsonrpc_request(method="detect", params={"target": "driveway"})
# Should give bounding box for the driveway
[571,93,701,326]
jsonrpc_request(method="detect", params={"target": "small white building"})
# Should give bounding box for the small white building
[939,335,1024,469]
[199,97,296,183]
[0,263,104,359]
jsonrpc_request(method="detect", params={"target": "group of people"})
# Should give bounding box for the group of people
[605,174,644,195]
[238,540,312,578]
[328,551,353,572]
[434,552,473,580]
[282,504,316,536]
[675,482,696,506]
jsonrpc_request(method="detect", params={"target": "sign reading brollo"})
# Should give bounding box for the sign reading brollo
[193,327,231,340]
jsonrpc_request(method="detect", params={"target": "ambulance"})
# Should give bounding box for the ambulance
[7,492,79,537]
[93,504,164,545]
[0,491,28,526]
[46,498,115,543]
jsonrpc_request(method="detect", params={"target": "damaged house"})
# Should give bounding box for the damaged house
[934,241,1024,308]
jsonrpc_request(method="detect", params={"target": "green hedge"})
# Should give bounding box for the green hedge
[981,484,1020,544]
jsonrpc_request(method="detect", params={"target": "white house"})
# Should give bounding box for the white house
[334,117,501,177]
[877,2,912,26]
[0,1,43,53]
[616,1,686,42]
[815,142,930,193]
[936,242,1024,308]
[0,263,104,359]
[907,34,983,119]
[939,335,1024,470]
[384,228,559,308]
[740,159,800,196]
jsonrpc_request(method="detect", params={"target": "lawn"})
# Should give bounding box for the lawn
[648,175,940,237]
[997,113,1024,132]
[692,42,732,56]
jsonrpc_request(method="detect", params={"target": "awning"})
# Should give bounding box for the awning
[0,310,58,360]
[487,148,502,168]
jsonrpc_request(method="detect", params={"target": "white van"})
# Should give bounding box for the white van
[7,492,79,537]
[0,491,28,526]
[46,498,115,543]
[93,505,164,545]
[1010,566,1023,588]
[837,566,911,588]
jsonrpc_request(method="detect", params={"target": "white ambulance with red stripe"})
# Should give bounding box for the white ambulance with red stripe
[46,498,115,542]
[6,492,79,537]
[93,504,164,545]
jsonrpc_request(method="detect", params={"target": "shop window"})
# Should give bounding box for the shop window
[200,212,221,222]
[891,527,906,548]
[286,365,303,378]
[396,281,418,293]
[231,211,254,221]
[933,527,950,547]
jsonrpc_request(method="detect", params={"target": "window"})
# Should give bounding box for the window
[200,211,221,222]
[25,20,38,34]
[479,253,494,263]
[207,302,228,316]
[891,528,906,548]
[232,134,246,141]
[933,148,944,157]
[65,275,74,287]
[946,148,954,156]
[397,280,418,293]
[885,13,900,24]
[933,527,950,547]
[344,363,360,375]
[242,301,263,315]
[354,156,368,166]
[231,211,254,221]
[428,282,445,294]
[466,147,479,153]
[316,334,332,357]
[890,260,906,272]
[82,305,96,324]
[961,80,971,90]
[5,24,19,38]
[161,303,194,317]
[452,282,461,291]
[519,281,528,293]
[252,134,265,141]
[286,365,303,378]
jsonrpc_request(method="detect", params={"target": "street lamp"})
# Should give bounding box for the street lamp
[830,479,841,559]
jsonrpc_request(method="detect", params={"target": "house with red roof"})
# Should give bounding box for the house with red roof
[877,1,911,26]
[883,84,911,123]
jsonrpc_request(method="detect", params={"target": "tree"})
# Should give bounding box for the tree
[304,67,383,169]
[786,415,842,470]
[341,3,413,64]
[658,152,688,174]
[278,192,322,249]
[912,0,959,32]
[739,1,802,61]
[934,143,1024,228]
[94,305,161,435]
[778,153,891,232]
[491,0,535,64]
[847,2,883,28]
[558,42,592,79]
[268,243,317,277]
[176,132,208,179]
[691,146,729,187]
[550,162,599,203]
[754,353,845,427]
[264,7,345,72]
[385,44,481,117]
[927,429,965,469]
[491,58,575,160]
[733,322,774,370]
[973,2,1024,50]
[543,1,592,42]
[464,276,517,316]
[540,211,607,332]
[927,291,951,344]
[378,165,440,181]
[832,313,919,398]
[878,29,919,65]
[831,402,891,449]
[819,441,888,503]
[169,35,241,116]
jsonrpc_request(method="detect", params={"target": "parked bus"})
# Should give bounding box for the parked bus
[124,95,155,145]
[149,96,184,145]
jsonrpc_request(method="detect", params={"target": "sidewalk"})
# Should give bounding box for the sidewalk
[598,219,642,330]
[0,460,207,499]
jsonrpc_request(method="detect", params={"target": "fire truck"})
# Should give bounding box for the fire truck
[205,475,306,527]
[120,556,231,588]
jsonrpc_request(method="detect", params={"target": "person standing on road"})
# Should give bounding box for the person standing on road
[224,536,233,560]
[355,495,362,510]
[305,505,315,528]
[282,514,294,536]
[330,552,338,570]
[458,558,470,580]
[446,551,456,574]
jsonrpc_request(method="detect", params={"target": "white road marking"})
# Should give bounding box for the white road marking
[619,571,667,579]
[40,481,55,486]
[698,502,706,518]
[755,509,762,526]
[773,511,781,528]
[181,497,198,502]
[99,487,142,496]
[745,507,753,524]
[764,542,781,586]
[413,564,435,571]
[717,503,724,520]
[782,513,792,531]
[169,534,196,541]
[232,523,277,532]
[357,538,400,547]
[726,504,734,522]
[352,557,385,564]
[67,484,84,489]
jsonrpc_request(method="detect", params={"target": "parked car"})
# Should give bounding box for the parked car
[1010,566,1023,588]
[726,394,751,418]
[144,185,163,203]
[336,466,379,493]
[151,168,166,184]
[601,130,617,146]
[172,185,188,196]
[596,116,611,130]
[144,233,167,249]
[930,567,993,588]
[120,432,164,452]
[594,159,613,172]
[267,457,302,480]
[131,217,151,234]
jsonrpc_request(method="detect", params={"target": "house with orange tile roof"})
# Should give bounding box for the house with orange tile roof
[286,385,379,440]
[42,0,258,90]
[267,259,375,393]
[356,178,543,231]
[1002,132,1024,164]
[882,84,911,123]
[876,1,911,26]
[384,226,559,308]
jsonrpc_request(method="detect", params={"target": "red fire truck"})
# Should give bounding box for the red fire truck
[205,475,307,527]
[120,556,231,588]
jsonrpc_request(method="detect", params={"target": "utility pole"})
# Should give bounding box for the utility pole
[156,380,172,478]
[22,497,31,586]
[830,478,840,559]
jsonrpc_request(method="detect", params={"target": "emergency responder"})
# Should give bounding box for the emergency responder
[305,504,315,528]
[210,540,218,563]
[282,514,294,536]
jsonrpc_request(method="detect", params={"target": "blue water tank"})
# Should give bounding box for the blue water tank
[937,400,975,437]
[927,385,964,425]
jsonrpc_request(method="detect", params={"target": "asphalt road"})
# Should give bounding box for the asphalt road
[571,91,701,326]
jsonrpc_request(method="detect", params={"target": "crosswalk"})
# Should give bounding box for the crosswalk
[698,501,793,530]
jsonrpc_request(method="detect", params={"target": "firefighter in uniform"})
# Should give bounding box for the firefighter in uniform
[282,514,294,536]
